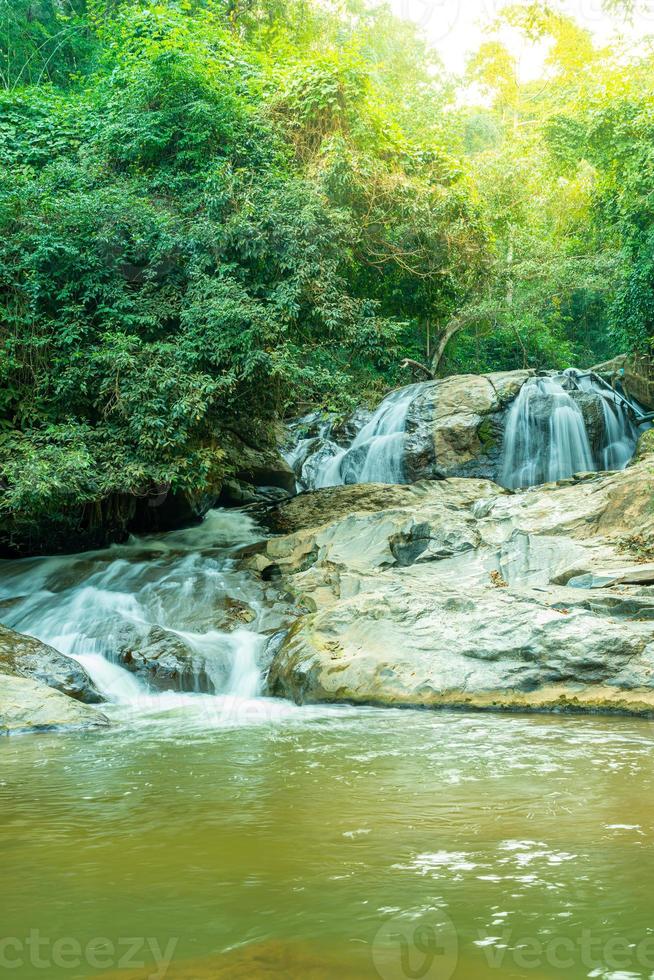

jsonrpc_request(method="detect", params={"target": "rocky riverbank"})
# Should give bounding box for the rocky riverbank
[256,434,654,715]
[1,373,653,733]
[0,624,108,734]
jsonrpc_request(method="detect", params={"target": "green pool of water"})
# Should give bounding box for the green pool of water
[2,703,653,980]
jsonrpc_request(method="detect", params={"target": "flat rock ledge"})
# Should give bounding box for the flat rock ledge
[260,448,654,718]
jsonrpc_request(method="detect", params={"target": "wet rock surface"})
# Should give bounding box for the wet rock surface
[263,455,654,715]
[114,606,257,692]
[0,624,103,703]
[403,370,532,482]
[0,673,109,735]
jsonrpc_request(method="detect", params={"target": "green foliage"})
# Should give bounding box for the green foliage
[0,0,650,552]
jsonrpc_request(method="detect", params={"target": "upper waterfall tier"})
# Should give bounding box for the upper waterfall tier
[499,370,640,489]
[283,369,647,492]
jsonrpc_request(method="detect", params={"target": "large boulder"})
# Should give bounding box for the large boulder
[263,456,654,716]
[0,674,109,735]
[623,356,654,411]
[224,431,296,494]
[569,390,606,456]
[403,370,533,482]
[0,624,103,703]
[636,428,654,459]
[270,576,654,715]
[116,625,228,692]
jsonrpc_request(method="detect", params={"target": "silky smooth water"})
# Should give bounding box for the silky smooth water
[2,708,654,979]
[500,372,641,490]
[500,377,595,489]
[291,385,424,490]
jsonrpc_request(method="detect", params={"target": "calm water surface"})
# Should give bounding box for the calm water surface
[2,705,654,980]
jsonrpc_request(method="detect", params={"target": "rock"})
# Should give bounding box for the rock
[96,938,374,980]
[219,479,291,507]
[590,354,627,375]
[259,481,459,536]
[131,489,217,535]
[569,390,606,456]
[269,577,654,714]
[115,625,229,692]
[219,478,261,506]
[0,624,103,703]
[115,603,260,693]
[330,408,373,445]
[0,674,109,735]
[403,370,533,482]
[265,456,654,716]
[224,432,297,494]
[636,428,654,458]
[623,356,654,411]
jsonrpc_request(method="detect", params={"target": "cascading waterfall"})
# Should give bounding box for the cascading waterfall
[572,370,639,471]
[287,384,425,490]
[285,369,645,496]
[500,371,641,490]
[499,376,594,489]
[0,510,272,716]
[2,371,642,716]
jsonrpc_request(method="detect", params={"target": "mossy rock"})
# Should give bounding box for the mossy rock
[636,429,654,459]
[477,417,497,451]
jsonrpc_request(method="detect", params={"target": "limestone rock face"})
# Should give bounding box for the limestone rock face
[264,457,654,716]
[0,674,109,735]
[0,624,103,703]
[403,370,533,482]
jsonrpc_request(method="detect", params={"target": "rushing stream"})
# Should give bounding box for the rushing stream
[0,511,287,719]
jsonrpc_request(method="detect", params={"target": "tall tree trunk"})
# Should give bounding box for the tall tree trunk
[430,317,467,373]
[506,226,514,308]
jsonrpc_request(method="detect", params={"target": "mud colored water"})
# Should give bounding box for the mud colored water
[2,707,654,980]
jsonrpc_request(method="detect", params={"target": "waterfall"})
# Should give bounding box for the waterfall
[0,509,270,709]
[287,385,423,490]
[500,371,641,490]
[572,371,639,471]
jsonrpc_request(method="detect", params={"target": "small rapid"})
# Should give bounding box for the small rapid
[0,509,281,722]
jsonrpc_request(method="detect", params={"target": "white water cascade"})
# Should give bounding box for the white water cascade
[288,384,424,490]
[0,509,276,721]
[574,372,639,471]
[500,371,641,490]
